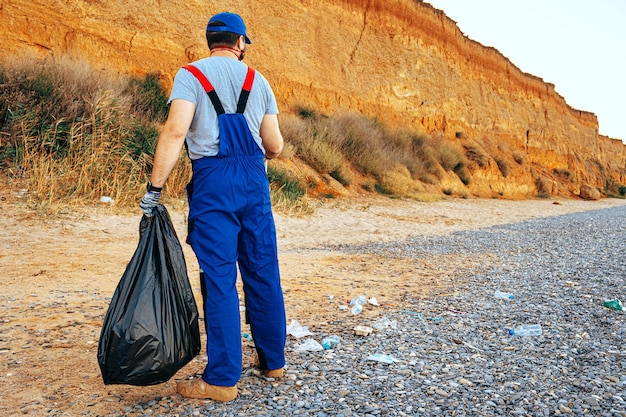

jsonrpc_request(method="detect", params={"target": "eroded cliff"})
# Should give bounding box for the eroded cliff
[2,0,624,198]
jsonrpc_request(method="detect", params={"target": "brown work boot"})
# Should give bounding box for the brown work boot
[252,353,284,378]
[176,378,238,401]
[263,368,284,378]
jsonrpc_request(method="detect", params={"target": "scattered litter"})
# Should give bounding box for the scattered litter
[294,338,324,353]
[368,297,380,306]
[321,335,341,350]
[603,299,623,311]
[400,310,424,319]
[400,310,444,322]
[508,324,542,336]
[367,353,399,364]
[354,325,373,336]
[426,317,445,322]
[349,295,367,314]
[242,332,253,342]
[372,317,397,331]
[351,304,363,315]
[447,308,466,315]
[286,319,314,338]
[349,295,367,306]
[100,196,114,204]
[494,290,515,300]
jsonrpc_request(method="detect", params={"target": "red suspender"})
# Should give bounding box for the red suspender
[182,64,225,114]
[242,67,255,92]
[182,65,256,115]
[236,67,255,114]
[182,64,215,92]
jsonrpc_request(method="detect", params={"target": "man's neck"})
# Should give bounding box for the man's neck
[210,47,241,59]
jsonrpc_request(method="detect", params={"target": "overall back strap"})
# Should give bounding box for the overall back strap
[182,64,225,115]
[182,65,255,115]
[236,67,255,114]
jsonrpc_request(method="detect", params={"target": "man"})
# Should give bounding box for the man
[139,11,287,402]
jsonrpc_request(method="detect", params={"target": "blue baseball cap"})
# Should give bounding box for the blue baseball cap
[207,12,251,44]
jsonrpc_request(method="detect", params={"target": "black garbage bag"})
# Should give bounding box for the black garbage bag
[97,204,200,386]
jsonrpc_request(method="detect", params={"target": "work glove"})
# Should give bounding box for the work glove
[139,182,162,216]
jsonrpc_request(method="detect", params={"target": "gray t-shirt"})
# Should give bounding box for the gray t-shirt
[169,57,279,160]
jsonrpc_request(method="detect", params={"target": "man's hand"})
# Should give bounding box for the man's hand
[139,189,161,216]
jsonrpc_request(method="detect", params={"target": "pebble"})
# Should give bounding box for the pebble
[92,205,626,416]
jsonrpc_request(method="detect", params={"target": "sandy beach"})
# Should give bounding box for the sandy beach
[1,196,625,416]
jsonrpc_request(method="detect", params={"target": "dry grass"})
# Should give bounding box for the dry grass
[494,155,510,177]
[432,135,470,185]
[280,114,344,175]
[321,112,393,178]
[379,164,425,198]
[267,164,315,215]
[282,109,447,196]
[0,55,186,211]
[463,141,490,167]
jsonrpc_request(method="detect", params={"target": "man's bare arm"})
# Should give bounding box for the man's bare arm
[149,99,196,187]
[259,114,283,159]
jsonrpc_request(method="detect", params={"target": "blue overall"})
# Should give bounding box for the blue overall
[183,65,286,387]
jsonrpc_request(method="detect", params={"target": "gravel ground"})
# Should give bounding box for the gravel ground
[112,204,625,417]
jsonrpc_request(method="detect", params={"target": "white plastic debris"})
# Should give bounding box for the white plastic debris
[294,338,324,353]
[372,317,398,331]
[100,196,114,204]
[354,325,373,336]
[286,319,314,338]
[367,353,399,364]
[368,297,380,306]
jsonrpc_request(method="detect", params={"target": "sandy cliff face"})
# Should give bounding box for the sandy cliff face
[2,0,624,197]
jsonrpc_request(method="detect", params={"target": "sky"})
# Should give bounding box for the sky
[424,0,626,143]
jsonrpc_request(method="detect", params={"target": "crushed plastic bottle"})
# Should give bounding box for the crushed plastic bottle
[494,290,515,300]
[351,304,363,315]
[321,335,341,350]
[350,295,367,314]
[367,353,399,364]
[603,299,623,311]
[242,332,254,342]
[350,295,367,306]
[508,324,542,336]
[372,317,398,331]
[295,338,324,353]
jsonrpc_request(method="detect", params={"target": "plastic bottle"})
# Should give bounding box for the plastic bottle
[350,295,367,314]
[508,324,542,336]
[494,290,515,300]
[242,332,254,342]
[603,299,623,311]
[321,335,341,350]
[373,317,398,330]
[350,295,367,306]
[351,304,363,315]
